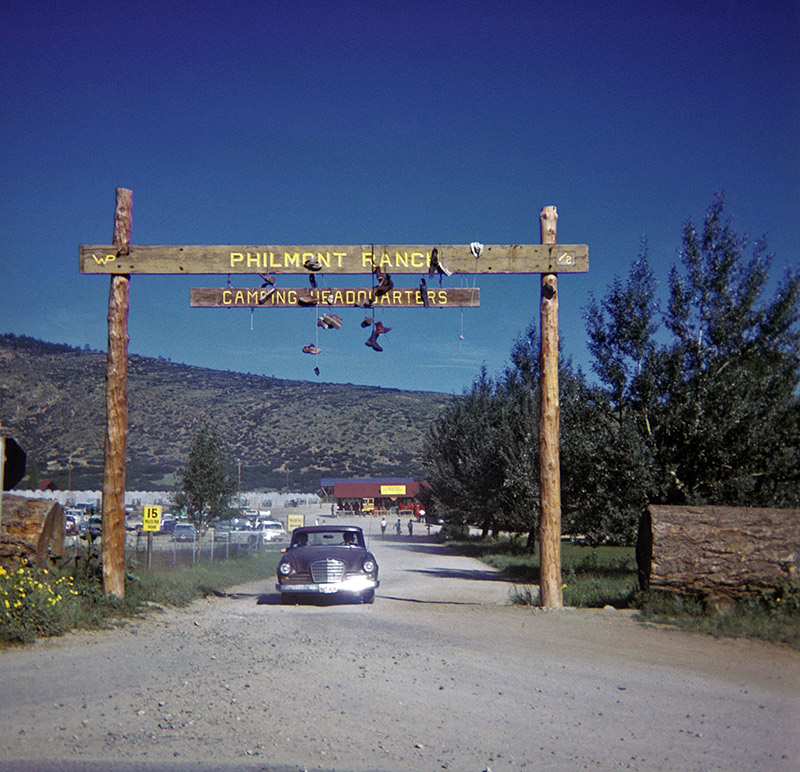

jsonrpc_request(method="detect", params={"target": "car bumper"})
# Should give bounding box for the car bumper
[276,576,379,595]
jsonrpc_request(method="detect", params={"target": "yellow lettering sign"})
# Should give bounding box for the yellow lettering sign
[380,485,407,495]
[142,505,162,532]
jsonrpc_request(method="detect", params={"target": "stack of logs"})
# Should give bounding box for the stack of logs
[637,504,799,608]
[0,494,65,570]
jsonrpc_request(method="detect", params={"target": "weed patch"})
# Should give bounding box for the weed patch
[0,551,280,646]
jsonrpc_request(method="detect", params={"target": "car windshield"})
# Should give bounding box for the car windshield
[292,530,363,548]
[263,523,282,530]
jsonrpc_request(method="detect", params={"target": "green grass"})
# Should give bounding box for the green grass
[442,534,800,648]
[638,585,800,648]
[443,538,639,609]
[1,550,281,646]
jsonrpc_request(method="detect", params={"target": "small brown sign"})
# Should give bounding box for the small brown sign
[190,287,480,308]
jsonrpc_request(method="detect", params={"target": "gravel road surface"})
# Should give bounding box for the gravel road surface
[0,514,797,772]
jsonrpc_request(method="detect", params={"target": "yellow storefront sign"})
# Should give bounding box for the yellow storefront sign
[380,485,407,496]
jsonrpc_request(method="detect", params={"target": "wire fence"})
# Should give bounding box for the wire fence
[63,531,286,571]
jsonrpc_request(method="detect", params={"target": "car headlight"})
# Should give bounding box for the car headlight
[362,559,376,574]
[278,562,292,575]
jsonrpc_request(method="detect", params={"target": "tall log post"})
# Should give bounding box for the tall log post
[102,188,132,598]
[539,205,562,608]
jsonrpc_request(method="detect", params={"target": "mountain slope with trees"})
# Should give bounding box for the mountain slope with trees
[0,334,448,491]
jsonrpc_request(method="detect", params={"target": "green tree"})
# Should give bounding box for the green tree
[173,424,238,529]
[584,194,800,520]
[422,369,506,534]
[582,247,661,542]
[655,193,800,505]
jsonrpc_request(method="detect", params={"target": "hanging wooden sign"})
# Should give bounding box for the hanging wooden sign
[190,286,480,308]
[80,243,588,275]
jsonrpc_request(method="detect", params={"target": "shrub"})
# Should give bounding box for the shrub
[0,565,81,644]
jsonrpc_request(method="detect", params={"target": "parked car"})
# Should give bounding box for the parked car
[213,521,232,541]
[276,525,379,604]
[85,515,102,538]
[259,520,287,542]
[172,523,197,542]
[65,514,80,535]
[159,517,177,534]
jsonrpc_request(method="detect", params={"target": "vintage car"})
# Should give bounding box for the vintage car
[172,522,197,542]
[276,525,379,604]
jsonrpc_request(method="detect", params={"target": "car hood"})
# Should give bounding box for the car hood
[281,545,376,573]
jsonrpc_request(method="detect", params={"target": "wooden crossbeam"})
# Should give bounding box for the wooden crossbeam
[190,286,479,308]
[80,244,588,275]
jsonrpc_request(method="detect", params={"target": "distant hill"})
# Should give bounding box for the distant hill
[0,334,451,491]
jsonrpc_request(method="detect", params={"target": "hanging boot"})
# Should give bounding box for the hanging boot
[419,277,429,308]
[375,272,393,297]
[374,320,392,336]
[365,330,383,352]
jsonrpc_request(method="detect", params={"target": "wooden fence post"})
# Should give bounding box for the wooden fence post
[539,205,563,608]
[102,188,132,598]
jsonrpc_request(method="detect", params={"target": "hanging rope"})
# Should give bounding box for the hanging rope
[459,242,483,343]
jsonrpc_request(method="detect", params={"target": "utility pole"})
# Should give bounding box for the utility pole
[101,188,132,599]
[538,206,563,607]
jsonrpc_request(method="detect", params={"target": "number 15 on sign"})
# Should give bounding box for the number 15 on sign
[142,506,162,532]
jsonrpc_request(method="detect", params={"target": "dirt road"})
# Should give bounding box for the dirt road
[0,515,797,772]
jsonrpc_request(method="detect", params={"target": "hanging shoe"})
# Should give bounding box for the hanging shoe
[429,247,452,278]
[365,331,383,352]
[259,273,276,286]
[355,298,374,309]
[304,257,322,271]
[374,320,392,336]
[302,343,321,355]
[314,366,320,376]
[360,316,374,328]
[308,272,318,288]
[319,313,342,329]
[375,273,393,297]
[258,287,276,305]
[428,248,439,279]
[419,277,429,308]
[297,291,318,306]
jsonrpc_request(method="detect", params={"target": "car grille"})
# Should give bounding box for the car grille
[310,559,345,583]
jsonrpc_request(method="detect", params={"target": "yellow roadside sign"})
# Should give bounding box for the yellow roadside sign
[287,514,304,533]
[142,505,162,532]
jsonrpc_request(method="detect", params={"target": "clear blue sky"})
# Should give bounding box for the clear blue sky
[2,0,798,394]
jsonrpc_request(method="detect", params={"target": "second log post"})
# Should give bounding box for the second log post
[539,205,563,608]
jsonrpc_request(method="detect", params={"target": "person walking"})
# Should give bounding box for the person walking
[407,518,413,538]
[381,517,387,537]
[394,518,402,536]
